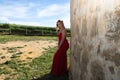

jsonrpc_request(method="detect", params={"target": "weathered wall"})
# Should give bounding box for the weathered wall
[70,0,120,80]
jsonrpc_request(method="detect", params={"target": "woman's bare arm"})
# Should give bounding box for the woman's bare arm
[59,29,66,48]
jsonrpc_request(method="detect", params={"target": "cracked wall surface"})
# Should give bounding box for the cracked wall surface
[70,0,120,80]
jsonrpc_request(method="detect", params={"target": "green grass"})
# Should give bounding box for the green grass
[16,51,23,55]
[1,56,6,59]
[26,57,32,59]
[28,51,32,54]
[0,35,70,80]
[16,46,24,48]
[7,47,17,53]
[0,46,70,80]
[11,54,20,58]
[0,35,57,43]
[0,67,11,75]
[28,47,70,80]
[0,53,2,55]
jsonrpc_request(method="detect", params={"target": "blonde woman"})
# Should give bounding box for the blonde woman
[51,20,69,76]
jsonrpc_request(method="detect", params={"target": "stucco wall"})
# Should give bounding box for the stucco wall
[70,0,120,80]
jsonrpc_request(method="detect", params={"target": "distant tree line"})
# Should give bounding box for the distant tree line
[0,23,70,36]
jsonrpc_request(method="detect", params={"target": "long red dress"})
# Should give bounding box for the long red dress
[51,31,69,75]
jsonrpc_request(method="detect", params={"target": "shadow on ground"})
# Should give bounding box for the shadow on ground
[32,73,69,80]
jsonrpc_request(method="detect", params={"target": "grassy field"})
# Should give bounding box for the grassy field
[0,23,70,36]
[0,35,57,43]
[0,35,70,80]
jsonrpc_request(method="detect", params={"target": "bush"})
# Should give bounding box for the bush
[0,23,71,36]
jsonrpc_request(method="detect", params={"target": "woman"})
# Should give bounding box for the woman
[51,20,69,76]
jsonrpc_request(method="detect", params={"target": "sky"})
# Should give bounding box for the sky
[0,0,70,28]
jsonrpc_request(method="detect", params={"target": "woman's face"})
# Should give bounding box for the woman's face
[57,22,62,29]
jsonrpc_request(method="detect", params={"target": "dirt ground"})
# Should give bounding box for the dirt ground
[0,40,57,80]
[0,40,57,64]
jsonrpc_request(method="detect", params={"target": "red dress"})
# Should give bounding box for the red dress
[51,32,69,75]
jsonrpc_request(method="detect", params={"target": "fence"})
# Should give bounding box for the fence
[0,23,71,36]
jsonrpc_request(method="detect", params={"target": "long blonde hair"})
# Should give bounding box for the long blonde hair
[56,20,65,29]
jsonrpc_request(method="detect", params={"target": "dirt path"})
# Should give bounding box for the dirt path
[0,40,57,64]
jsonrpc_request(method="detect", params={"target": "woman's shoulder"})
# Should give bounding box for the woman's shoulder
[61,29,66,32]
[61,29,67,35]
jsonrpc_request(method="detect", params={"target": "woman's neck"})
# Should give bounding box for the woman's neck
[60,28,65,31]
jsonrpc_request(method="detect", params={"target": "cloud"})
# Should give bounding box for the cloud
[61,14,70,28]
[36,2,70,28]
[37,3,70,18]
[0,16,42,26]
[0,17,9,22]
[8,21,42,26]
[0,2,34,18]
[0,0,70,28]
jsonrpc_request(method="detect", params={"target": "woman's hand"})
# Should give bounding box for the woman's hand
[58,44,61,50]
[58,42,62,50]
